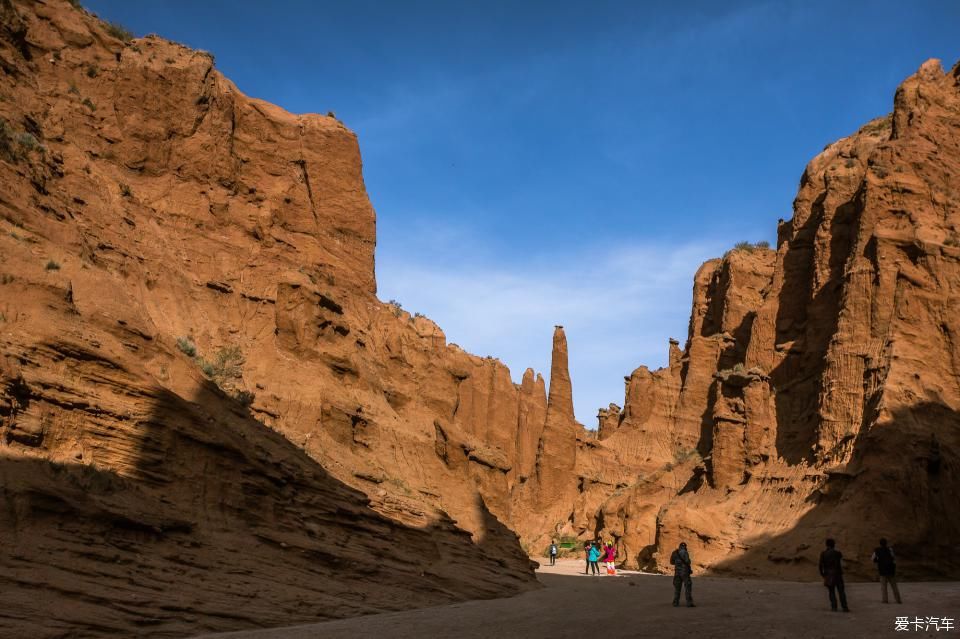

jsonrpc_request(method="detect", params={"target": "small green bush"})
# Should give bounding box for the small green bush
[86,65,99,78]
[82,97,96,111]
[105,22,133,42]
[45,260,60,271]
[198,346,244,386]
[234,389,256,406]
[119,183,132,197]
[176,336,197,357]
[728,240,772,256]
[16,132,38,152]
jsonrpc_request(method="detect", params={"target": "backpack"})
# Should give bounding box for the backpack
[874,546,896,576]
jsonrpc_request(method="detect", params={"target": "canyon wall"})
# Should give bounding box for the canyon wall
[582,58,960,580]
[0,0,557,635]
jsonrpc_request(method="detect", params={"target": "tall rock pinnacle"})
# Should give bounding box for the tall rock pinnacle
[536,326,578,512]
[546,326,575,421]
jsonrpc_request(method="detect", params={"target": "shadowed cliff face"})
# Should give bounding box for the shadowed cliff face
[0,206,535,637]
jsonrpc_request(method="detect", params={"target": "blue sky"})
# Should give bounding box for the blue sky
[84,0,960,426]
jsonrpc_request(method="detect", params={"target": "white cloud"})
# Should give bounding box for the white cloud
[376,224,727,426]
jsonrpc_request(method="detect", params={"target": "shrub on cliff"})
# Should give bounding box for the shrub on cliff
[176,339,255,406]
[235,389,256,407]
[0,121,43,163]
[198,346,244,387]
[726,240,772,257]
[104,21,133,42]
[176,336,197,357]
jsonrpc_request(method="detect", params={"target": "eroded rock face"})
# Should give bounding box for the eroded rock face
[586,58,960,580]
[0,1,544,635]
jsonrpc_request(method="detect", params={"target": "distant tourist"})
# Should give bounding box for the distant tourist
[872,538,902,604]
[549,540,558,566]
[588,541,602,575]
[819,538,850,612]
[584,541,593,574]
[670,542,694,607]
[603,541,617,575]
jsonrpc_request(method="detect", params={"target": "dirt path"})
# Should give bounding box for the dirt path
[197,559,960,638]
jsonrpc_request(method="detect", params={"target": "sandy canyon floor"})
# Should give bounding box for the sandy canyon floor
[196,559,959,639]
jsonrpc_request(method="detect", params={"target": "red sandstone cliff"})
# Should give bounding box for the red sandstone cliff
[0,1,548,635]
[581,58,960,580]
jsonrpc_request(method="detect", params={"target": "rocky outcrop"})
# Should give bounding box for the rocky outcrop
[585,58,960,580]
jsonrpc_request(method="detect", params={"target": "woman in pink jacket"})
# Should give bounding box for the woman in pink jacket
[603,542,617,575]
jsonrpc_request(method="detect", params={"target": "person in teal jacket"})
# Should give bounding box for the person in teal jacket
[588,541,602,575]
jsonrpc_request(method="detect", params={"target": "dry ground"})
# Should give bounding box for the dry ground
[197,559,960,638]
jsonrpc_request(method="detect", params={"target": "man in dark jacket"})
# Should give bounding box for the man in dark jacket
[670,542,694,607]
[872,538,902,603]
[818,538,850,612]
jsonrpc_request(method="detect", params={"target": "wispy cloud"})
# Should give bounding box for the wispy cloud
[376,222,727,426]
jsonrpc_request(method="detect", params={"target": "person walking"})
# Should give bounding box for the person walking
[670,542,694,607]
[583,541,592,575]
[819,538,850,612]
[603,541,617,575]
[872,538,902,604]
[588,541,602,575]
[549,540,558,567]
